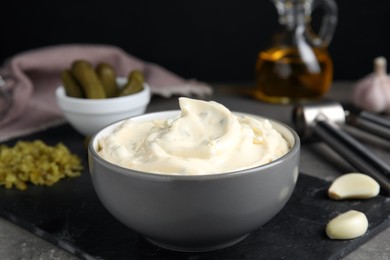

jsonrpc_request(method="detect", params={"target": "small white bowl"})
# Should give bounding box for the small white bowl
[56,78,151,136]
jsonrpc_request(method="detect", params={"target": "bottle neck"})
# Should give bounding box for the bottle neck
[273,0,312,30]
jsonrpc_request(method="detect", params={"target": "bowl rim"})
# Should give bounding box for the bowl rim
[56,77,151,113]
[88,110,300,181]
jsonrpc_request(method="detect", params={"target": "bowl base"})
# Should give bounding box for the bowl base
[145,233,249,252]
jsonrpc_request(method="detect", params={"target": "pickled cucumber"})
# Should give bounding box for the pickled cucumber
[119,70,145,96]
[61,70,85,98]
[71,60,106,99]
[96,63,118,98]
[63,59,144,99]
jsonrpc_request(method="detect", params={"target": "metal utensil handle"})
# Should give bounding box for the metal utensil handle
[314,120,390,195]
[346,113,390,140]
[358,110,390,129]
[345,105,390,139]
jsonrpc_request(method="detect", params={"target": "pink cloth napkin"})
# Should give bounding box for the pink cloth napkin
[0,44,212,141]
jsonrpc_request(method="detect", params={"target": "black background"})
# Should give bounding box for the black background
[2,0,389,83]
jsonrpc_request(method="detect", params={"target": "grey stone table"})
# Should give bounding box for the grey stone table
[0,82,389,259]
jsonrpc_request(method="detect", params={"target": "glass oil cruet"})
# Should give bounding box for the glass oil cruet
[254,0,338,104]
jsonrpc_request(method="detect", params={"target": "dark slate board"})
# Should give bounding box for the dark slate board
[0,124,389,260]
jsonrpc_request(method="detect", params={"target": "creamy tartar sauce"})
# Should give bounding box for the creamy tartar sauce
[98,97,289,175]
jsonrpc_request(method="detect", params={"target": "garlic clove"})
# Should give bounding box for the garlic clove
[326,210,368,240]
[328,173,380,200]
[352,56,390,114]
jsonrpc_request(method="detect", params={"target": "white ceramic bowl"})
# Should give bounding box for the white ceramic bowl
[56,78,151,136]
[88,111,300,252]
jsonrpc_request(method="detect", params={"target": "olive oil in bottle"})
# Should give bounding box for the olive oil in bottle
[254,0,337,104]
[254,47,333,104]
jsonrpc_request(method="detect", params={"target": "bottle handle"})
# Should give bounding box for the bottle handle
[313,0,338,47]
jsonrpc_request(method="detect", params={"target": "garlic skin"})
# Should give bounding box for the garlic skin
[352,56,390,114]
